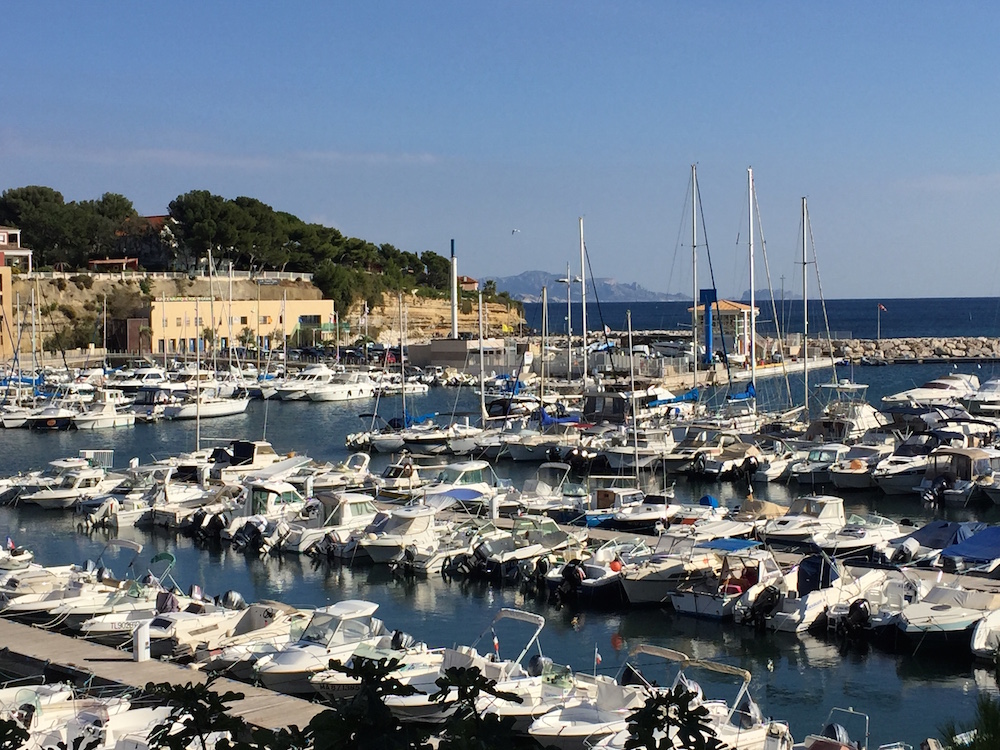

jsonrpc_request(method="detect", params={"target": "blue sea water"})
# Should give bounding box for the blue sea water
[2,303,1000,745]
[523,297,1000,340]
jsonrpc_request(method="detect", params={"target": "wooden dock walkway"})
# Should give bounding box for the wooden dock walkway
[0,618,325,731]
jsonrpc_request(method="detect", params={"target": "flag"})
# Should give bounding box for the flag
[594,646,602,666]
[501,323,511,333]
[492,629,500,655]
[604,324,611,335]
[5,537,13,551]
[878,303,887,312]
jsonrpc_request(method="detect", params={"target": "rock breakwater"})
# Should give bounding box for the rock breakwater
[827,336,1000,361]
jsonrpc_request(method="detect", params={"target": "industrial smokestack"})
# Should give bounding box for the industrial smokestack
[450,239,459,339]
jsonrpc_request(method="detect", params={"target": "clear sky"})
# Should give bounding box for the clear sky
[4,2,999,299]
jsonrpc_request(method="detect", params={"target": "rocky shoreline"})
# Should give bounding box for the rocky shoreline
[828,335,1000,362]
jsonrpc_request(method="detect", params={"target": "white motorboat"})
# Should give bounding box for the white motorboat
[286,453,376,495]
[399,518,505,576]
[223,479,309,545]
[253,599,386,695]
[194,603,313,679]
[592,648,794,750]
[462,515,588,584]
[829,443,894,490]
[620,534,722,606]
[275,491,380,555]
[310,634,440,701]
[896,583,1000,653]
[804,380,887,444]
[544,538,652,607]
[808,513,902,557]
[72,388,135,429]
[107,365,169,393]
[734,555,886,633]
[759,494,847,547]
[669,541,785,619]
[418,459,515,513]
[961,376,1000,415]
[162,390,250,419]
[602,491,679,534]
[827,570,931,644]
[307,370,378,401]
[357,504,445,564]
[877,519,987,568]
[871,429,968,495]
[274,363,336,400]
[916,446,1000,507]
[20,466,125,511]
[385,608,546,725]
[788,443,851,486]
[882,372,980,409]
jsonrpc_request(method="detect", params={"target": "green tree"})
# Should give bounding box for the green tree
[420,251,451,290]
[624,685,722,750]
[309,657,430,750]
[0,185,73,266]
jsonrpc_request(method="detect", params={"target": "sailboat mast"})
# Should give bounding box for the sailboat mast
[801,197,809,418]
[478,291,486,423]
[540,285,547,405]
[691,164,698,392]
[195,298,201,451]
[398,293,406,421]
[579,217,587,387]
[748,167,756,388]
[627,310,638,483]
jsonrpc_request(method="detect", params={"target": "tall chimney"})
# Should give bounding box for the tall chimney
[450,239,459,339]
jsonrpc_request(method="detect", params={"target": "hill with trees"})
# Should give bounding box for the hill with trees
[0,186,517,318]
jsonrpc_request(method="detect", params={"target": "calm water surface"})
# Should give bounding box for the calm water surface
[1,368,999,746]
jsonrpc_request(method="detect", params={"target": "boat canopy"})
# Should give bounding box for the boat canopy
[694,538,760,553]
[890,519,986,549]
[940,526,1000,565]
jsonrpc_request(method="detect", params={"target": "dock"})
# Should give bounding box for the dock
[0,618,325,731]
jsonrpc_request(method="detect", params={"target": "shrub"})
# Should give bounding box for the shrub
[56,278,68,291]
[58,304,77,321]
[70,274,94,290]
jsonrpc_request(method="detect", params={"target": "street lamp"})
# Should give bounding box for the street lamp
[557,262,581,386]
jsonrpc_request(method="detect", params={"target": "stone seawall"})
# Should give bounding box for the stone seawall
[826,336,1000,361]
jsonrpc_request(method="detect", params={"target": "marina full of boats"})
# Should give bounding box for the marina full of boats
[4,362,1000,746]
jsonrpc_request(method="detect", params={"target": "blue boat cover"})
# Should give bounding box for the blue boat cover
[540,407,579,426]
[699,495,719,508]
[695,538,760,553]
[728,382,756,402]
[649,388,700,407]
[892,520,986,550]
[940,526,1000,563]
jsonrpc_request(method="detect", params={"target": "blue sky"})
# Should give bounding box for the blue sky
[4,2,999,298]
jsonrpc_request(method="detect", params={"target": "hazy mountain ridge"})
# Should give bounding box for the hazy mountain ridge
[486,270,688,303]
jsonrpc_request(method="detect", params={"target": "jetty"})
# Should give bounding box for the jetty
[0,618,325,731]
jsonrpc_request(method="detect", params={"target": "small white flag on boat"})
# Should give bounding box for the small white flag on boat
[5,537,13,551]
[595,645,602,666]
[492,629,500,655]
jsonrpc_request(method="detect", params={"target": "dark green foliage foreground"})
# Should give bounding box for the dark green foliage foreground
[0,664,723,750]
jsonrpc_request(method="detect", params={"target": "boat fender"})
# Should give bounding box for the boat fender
[722,583,743,596]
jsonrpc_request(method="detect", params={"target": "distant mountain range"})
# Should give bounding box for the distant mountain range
[487,271,688,303]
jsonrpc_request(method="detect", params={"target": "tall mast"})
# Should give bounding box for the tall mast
[748,167,756,388]
[627,310,638,484]
[398,293,406,422]
[566,262,572,388]
[195,298,201,452]
[802,197,809,418]
[478,291,486,424]
[691,164,698,392]
[579,217,588,387]
[540,285,547,405]
[162,292,168,369]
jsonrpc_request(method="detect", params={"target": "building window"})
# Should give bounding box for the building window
[176,317,182,327]
[240,316,248,325]
[299,315,320,326]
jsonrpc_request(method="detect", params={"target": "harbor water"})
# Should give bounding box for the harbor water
[2,360,1000,746]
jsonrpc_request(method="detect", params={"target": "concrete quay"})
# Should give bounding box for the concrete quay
[0,618,325,731]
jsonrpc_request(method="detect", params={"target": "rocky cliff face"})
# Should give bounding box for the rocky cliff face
[10,276,525,348]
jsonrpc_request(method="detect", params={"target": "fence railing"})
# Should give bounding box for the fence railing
[19,269,313,282]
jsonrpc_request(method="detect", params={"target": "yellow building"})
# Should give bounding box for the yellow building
[0,266,12,361]
[148,296,336,355]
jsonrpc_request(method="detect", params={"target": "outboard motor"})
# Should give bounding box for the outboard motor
[890,537,920,565]
[821,723,852,745]
[232,520,265,552]
[843,598,872,637]
[391,630,415,650]
[922,474,954,507]
[526,654,553,677]
[743,585,782,630]
[220,590,248,610]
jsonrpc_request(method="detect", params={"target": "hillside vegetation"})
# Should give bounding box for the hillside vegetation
[0,186,520,318]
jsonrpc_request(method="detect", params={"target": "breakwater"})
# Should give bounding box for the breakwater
[828,336,1000,362]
